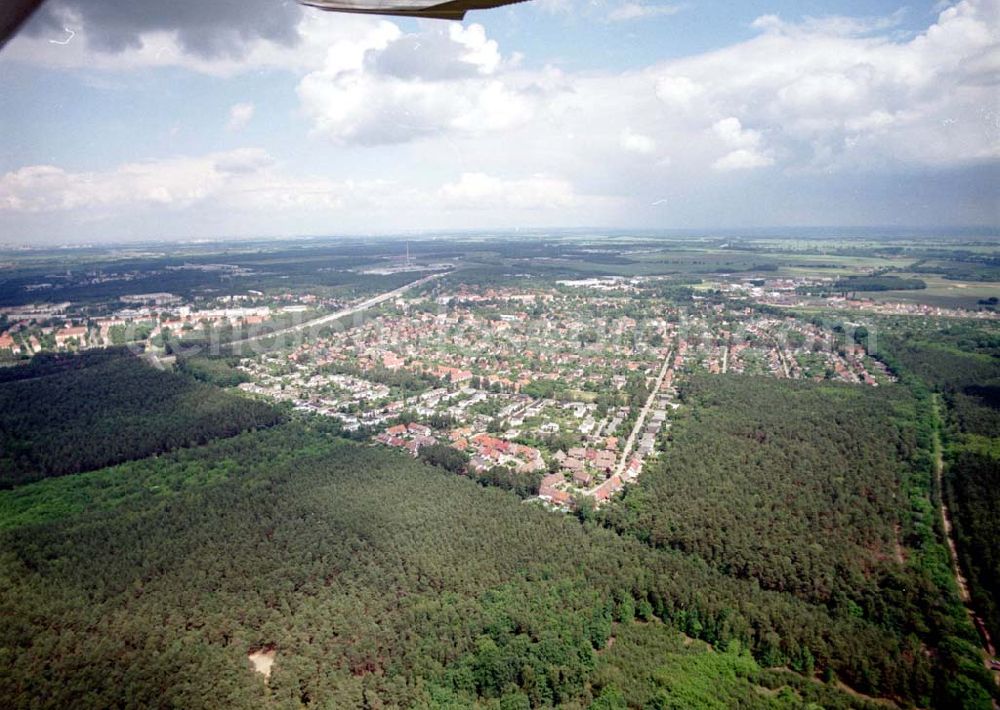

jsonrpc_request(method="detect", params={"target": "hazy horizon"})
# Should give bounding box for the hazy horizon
[2,224,1000,251]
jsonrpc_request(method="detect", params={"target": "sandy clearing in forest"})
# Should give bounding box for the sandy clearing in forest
[248,649,276,680]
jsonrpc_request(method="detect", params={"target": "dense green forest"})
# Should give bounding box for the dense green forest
[175,354,251,387]
[832,275,926,291]
[600,374,994,707]
[0,421,953,708]
[0,348,127,384]
[0,350,282,487]
[875,319,1000,648]
[602,376,912,603]
[947,450,1000,647]
[797,276,926,295]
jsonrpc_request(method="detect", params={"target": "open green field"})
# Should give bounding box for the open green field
[865,274,999,309]
[775,255,911,278]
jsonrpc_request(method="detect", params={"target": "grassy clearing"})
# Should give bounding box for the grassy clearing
[865,274,998,309]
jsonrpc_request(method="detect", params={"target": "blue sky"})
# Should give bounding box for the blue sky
[0,0,997,243]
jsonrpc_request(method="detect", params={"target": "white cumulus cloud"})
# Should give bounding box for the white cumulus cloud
[650,0,1000,170]
[0,152,587,226]
[620,129,657,155]
[298,23,540,145]
[710,117,773,171]
[1,149,290,213]
[226,102,255,132]
[608,3,683,22]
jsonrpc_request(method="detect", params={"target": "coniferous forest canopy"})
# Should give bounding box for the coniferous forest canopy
[0,418,976,709]
[0,233,997,709]
[0,350,283,488]
[876,320,1000,654]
